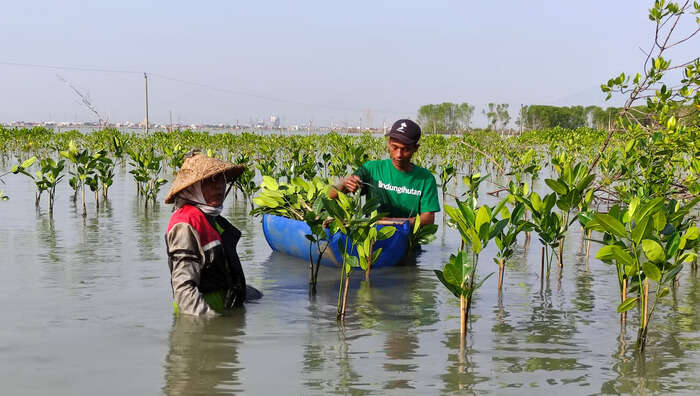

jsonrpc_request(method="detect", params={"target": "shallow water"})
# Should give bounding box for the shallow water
[1,167,699,395]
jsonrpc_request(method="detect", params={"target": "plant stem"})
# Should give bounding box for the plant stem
[540,246,545,290]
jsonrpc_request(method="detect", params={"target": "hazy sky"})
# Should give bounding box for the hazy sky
[0,1,696,127]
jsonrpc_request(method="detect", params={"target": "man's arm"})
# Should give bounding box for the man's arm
[378,211,435,227]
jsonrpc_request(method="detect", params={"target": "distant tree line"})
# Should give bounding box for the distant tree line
[416,103,697,133]
[417,103,476,133]
[417,102,511,133]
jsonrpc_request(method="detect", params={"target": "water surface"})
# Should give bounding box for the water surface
[1,168,698,395]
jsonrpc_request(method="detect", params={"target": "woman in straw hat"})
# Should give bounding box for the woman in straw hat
[164,153,260,316]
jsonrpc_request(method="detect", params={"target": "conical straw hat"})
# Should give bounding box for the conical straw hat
[164,154,245,204]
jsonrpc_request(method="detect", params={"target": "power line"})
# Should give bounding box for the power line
[0,60,411,116]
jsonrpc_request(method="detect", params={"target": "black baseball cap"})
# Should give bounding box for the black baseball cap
[387,119,421,145]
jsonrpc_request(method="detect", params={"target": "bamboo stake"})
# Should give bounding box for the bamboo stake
[340,274,350,320]
[497,258,505,290]
[558,241,563,268]
[460,295,467,337]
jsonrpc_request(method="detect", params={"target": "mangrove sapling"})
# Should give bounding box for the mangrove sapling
[233,153,259,209]
[163,143,186,173]
[128,147,167,206]
[303,200,330,295]
[438,160,456,208]
[356,221,396,281]
[517,191,564,281]
[35,157,66,212]
[60,142,103,215]
[492,201,529,290]
[544,158,596,267]
[435,251,492,337]
[321,193,387,320]
[10,156,39,203]
[587,196,700,352]
[408,214,439,251]
[439,201,503,338]
[251,176,329,220]
[96,156,114,199]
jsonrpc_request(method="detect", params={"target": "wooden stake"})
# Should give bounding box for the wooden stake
[558,241,563,268]
[497,258,505,290]
[460,295,467,337]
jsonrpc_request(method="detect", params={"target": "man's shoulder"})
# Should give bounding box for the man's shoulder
[362,159,389,168]
[411,164,436,179]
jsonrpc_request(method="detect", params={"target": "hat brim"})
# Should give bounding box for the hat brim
[387,132,418,145]
[164,160,245,204]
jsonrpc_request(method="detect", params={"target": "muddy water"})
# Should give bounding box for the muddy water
[1,169,699,395]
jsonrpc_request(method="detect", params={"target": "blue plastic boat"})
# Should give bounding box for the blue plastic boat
[261,214,411,268]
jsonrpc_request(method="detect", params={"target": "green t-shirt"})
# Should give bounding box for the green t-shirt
[355,159,440,218]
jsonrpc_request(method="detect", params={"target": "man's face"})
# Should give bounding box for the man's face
[388,138,418,169]
[201,173,226,207]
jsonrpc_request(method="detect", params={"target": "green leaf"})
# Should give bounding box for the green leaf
[545,178,568,195]
[652,211,666,232]
[595,245,616,261]
[377,226,396,240]
[666,232,681,258]
[261,175,278,191]
[475,205,490,232]
[617,297,638,313]
[641,239,665,264]
[21,157,37,169]
[657,287,670,299]
[642,261,662,282]
[631,216,650,245]
[594,213,627,238]
[611,246,635,268]
[434,270,462,298]
[661,264,684,284]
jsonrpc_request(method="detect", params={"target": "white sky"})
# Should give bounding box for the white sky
[0,1,697,127]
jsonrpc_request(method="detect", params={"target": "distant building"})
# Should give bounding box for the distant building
[270,115,280,129]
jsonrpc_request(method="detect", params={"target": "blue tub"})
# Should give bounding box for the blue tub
[261,214,411,268]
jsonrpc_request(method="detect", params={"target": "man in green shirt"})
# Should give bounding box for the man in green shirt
[330,119,440,226]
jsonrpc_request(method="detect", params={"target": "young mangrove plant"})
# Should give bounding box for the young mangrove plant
[322,193,389,321]
[60,142,102,216]
[251,175,331,294]
[544,157,596,266]
[233,153,259,209]
[438,201,503,338]
[128,147,167,206]
[491,200,529,290]
[587,196,699,352]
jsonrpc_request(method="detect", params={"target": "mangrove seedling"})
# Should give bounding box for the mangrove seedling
[587,196,700,352]
[322,193,387,320]
[440,200,503,337]
[492,201,530,290]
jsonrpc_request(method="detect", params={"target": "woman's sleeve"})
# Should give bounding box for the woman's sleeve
[167,222,216,316]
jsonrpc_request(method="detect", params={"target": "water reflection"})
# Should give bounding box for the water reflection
[163,314,245,395]
[131,197,165,261]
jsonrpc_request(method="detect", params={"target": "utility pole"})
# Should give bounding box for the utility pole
[144,73,149,134]
[169,110,173,133]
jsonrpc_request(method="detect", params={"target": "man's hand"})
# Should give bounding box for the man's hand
[341,175,362,193]
[330,175,362,198]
